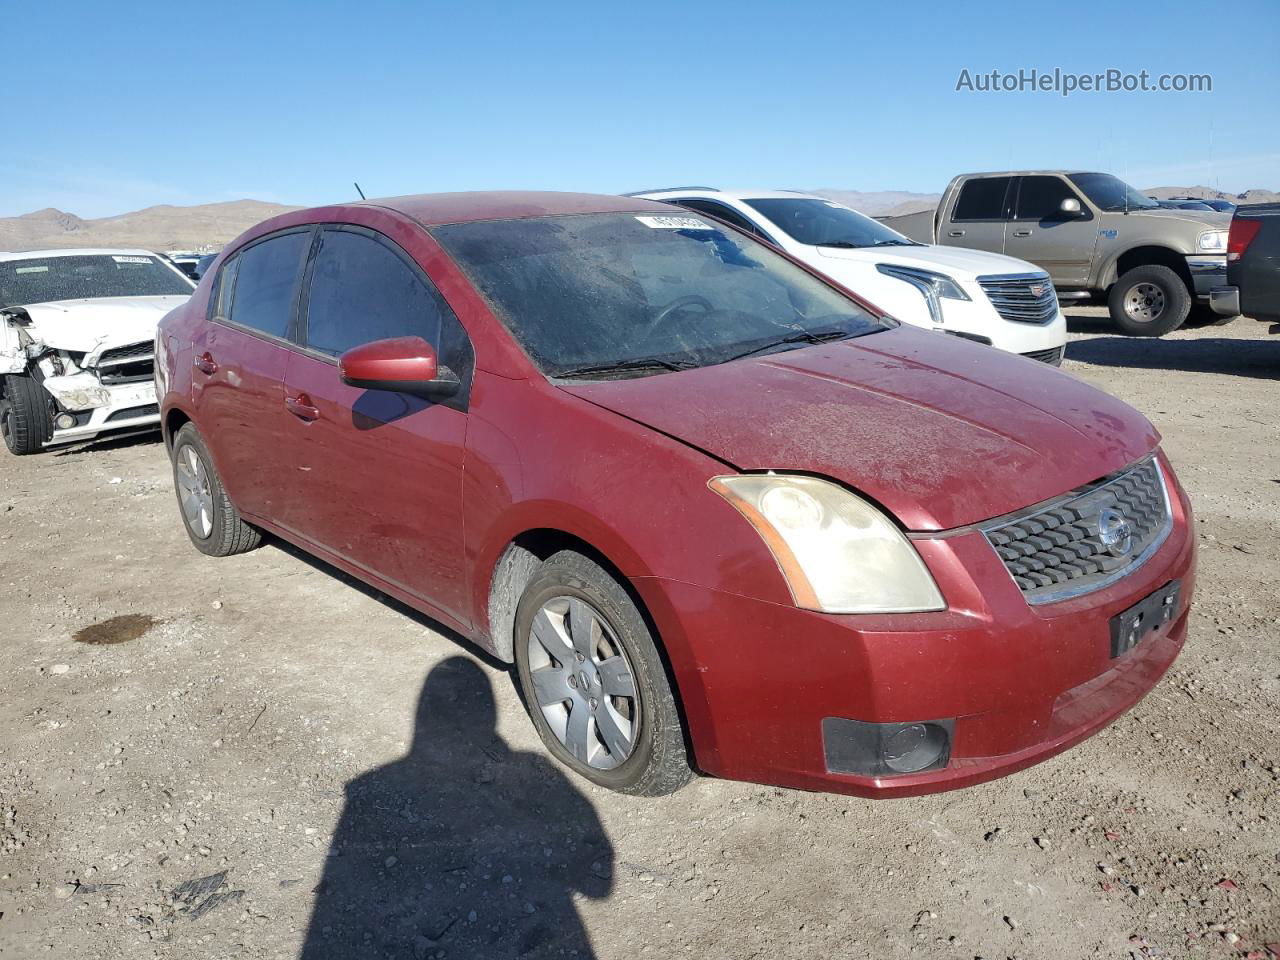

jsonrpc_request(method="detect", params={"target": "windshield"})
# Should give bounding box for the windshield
[744,197,918,248]
[1067,173,1159,212]
[433,212,886,378]
[0,254,194,309]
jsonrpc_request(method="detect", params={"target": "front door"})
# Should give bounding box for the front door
[1003,176,1099,287]
[278,226,474,624]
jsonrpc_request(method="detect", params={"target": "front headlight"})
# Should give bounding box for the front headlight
[1197,230,1227,252]
[875,264,970,325]
[709,474,945,614]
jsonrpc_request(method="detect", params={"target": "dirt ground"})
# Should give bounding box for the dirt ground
[1,308,1278,960]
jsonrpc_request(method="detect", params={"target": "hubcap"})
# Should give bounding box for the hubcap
[175,444,214,539]
[526,596,640,770]
[1123,281,1166,323]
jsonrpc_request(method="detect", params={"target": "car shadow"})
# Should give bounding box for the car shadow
[300,656,613,959]
[1065,335,1280,380]
[51,426,162,457]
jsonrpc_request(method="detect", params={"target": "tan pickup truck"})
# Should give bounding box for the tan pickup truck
[886,171,1231,336]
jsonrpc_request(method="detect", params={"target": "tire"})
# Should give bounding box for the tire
[1,373,53,456]
[171,422,261,556]
[513,551,693,796]
[1107,265,1191,336]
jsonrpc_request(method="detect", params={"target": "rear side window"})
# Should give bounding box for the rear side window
[304,229,445,355]
[209,256,239,321]
[227,231,311,338]
[1015,176,1084,220]
[952,177,1011,221]
[674,199,766,238]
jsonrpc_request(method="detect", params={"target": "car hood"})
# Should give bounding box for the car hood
[8,295,188,359]
[815,242,1047,279]
[560,326,1159,531]
[1124,209,1231,228]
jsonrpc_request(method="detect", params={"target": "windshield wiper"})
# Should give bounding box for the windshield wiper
[814,241,865,248]
[720,328,855,364]
[554,357,697,379]
[873,239,919,246]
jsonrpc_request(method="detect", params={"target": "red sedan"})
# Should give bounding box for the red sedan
[155,192,1195,798]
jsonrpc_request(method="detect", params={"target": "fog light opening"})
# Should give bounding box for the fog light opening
[882,722,949,774]
[54,412,78,430]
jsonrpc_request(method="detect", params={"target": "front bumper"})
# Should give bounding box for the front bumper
[634,454,1196,798]
[1186,255,1227,298]
[1209,286,1240,317]
[45,379,160,445]
[937,292,1067,359]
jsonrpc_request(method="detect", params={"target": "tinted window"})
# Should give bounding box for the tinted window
[433,213,884,378]
[674,199,762,236]
[952,177,1011,221]
[1015,176,1083,220]
[304,229,455,359]
[228,231,310,338]
[745,198,918,248]
[210,256,239,321]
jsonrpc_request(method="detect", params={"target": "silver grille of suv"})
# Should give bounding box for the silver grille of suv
[977,272,1059,325]
[982,457,1172,604]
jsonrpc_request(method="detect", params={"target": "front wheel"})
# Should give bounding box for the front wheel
[171,423,261,556]
[1108,265,1191,336]
[513,551,693,796]
[1,373,53,456]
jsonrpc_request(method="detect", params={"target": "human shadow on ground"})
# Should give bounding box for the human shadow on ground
[300,656,613,960]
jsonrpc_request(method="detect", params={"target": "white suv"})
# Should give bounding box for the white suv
[631,188,1068,364]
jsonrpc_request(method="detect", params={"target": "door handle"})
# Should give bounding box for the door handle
[194,352,218,375]
[948,230,966,237]
[285,393,320,422]
[1012,229,1033,237]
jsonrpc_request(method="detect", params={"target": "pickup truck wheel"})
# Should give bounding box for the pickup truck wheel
[171,423,261,556]
[1108,265,1190,336]
[1,373,54,456]
[514,551,693,796]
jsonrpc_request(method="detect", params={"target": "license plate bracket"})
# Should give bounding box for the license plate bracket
[1110,580,1181,658]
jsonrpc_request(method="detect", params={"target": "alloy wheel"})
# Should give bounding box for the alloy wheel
[526,596,640,770]
[1123,281,1167,324]
[175,444,214,539]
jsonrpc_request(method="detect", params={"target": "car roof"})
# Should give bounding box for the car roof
[0,248,161,262]
[353,191,664,226]
[632,188,826,202]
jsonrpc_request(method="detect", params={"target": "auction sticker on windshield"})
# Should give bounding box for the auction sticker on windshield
[111,256,153,264]
[635,215,715,230]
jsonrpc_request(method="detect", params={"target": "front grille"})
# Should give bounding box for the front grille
[96,341,155,384]
[105,403,159,423]
[983,457,1172,603]
[978,273,1059,325]
[1021,345,1064,366]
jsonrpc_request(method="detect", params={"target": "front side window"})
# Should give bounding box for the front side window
[952,177,1012,221]
[433,212,886,378]
[227,231,311,339]
[0,254,194,309]
[1015,176,1086,221]
[745,198,918,248]
[304,228,452,357]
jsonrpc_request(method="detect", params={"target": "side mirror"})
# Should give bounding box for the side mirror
[339,336,460,400]
[1059,197,1083,217]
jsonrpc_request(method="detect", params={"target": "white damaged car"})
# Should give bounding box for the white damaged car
[1,249,194,454]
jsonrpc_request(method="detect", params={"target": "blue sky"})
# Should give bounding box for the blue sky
[3,0,1276,218]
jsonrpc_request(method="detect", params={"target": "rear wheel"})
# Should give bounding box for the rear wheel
[171,423,261,556]
[514,551,692,796]
[1108,265,1191,336]
[1,373,53,456]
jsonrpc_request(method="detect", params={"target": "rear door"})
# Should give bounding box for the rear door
[1004,175,1099,286]
[278,225,475,623]
[942,176,1012,254]
[191,228,312,521]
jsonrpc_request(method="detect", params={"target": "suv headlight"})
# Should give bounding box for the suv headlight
[1197,230,1227,252]
[875,264,970,325]
[710,474,945,614]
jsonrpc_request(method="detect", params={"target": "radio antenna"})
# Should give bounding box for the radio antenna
[354,181,367,200]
